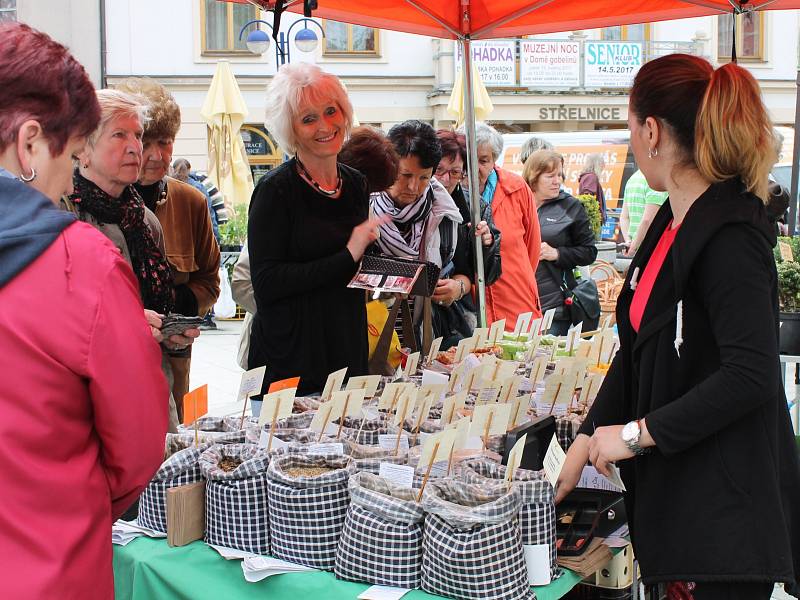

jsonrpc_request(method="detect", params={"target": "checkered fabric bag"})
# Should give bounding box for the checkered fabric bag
[178,417,246,444]
[294,396,321,412]
[336,415,390,446]
[335,472,424,588]
[555,418,577,451]
[200,443,271,554]
[461,458,558,579]
[139,445,207,533]
[421,479,533,600]
[165,433,221,459]
[267,454,355,569]
[343,439,407,475]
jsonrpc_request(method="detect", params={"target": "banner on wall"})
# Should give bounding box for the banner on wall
[584,41,643,88]
[455,40,516,87]
[519,40,581,87]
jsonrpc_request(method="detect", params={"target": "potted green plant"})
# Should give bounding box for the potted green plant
[218,209,248,253]
[577,193,615,263]
[775,236,800,355]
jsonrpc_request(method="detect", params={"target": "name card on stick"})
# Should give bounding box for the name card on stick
[331,388,366,419]
[505,434,528,482]
[469,403,512,438]
[453,335,478,363]
[345,375,382,398]
[321,367,348,401]
[404,352,420,378]
[425,337,443,366]
[530,356,548,385]
[475,383,501,405]
[447,415,472,450]
[542,308,557,334]
[488,319,506,345]
[183,385,208,426]
[473,327,489,348]
[378,382,414,410]
[267,376,300,394]
[513,311,533,339]
[499,375,522,404]
[237,366,267,401]
[508,393,531,429]
[441,390,468,425]
[543,434,566,487]
[258,387,296,427]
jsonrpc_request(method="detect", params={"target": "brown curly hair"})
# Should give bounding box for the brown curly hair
[115,77,181,141]
[338,126,399,193]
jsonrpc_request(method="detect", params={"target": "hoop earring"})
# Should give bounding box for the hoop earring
[19,167,36,182]
[648,147,658,159]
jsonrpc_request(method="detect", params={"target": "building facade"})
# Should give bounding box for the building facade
[12,0,800,190]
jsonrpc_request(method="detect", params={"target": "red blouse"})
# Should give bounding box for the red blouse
[630,221,681,332]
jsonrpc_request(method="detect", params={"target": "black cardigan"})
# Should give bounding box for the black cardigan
[579,178,800,588]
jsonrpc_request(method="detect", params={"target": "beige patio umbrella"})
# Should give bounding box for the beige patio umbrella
[200,60,254,209]
[447,61,493,126]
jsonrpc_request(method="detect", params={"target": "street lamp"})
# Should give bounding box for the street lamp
[239,18,325,66]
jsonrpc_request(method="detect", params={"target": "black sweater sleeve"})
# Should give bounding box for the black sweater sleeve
[555,200,598,270]
[248,168,358,305]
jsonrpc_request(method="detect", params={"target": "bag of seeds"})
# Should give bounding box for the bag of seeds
[461,458,558,580]
[165,433,218,459]
[343,438,407,475]
[139,444,207,533]
[179,416,245,444]
[200,443,271,554]
[421,479,532,600]
[267,454,355,570]
[335,472,424,588]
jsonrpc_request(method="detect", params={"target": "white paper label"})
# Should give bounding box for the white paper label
[307,442,344,455]
[523,544,552,586]
[237,366,267,401]
[578,465,625,492]
[258,429,289,449]
[378,433,409,452]
[543,434,566,488]
[358,585,412,600]
[378,462,415,488]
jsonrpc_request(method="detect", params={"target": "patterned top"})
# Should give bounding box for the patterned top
[623,170,669,240]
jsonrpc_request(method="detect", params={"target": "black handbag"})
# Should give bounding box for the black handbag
[543,262,601,330]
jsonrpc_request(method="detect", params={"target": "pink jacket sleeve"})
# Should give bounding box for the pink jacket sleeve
[87,257,169,519]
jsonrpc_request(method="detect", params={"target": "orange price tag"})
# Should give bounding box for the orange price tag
[268,377,301,393]
[182,384,208,426]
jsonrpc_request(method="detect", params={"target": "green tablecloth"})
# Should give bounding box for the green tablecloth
[113,537,583,600]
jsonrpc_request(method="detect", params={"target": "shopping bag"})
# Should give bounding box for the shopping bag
[214,267,236,318]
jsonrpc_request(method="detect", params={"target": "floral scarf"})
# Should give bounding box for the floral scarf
[69,170,174,314]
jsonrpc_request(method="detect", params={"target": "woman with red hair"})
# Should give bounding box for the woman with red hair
[0,23,168,599]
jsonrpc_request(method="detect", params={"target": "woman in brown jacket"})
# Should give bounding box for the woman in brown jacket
[117,78,221,417]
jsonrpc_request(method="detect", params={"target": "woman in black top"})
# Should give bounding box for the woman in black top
[524,150,597,335]
[248,63,382,396]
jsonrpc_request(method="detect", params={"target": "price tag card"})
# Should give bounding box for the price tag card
[268,376,300,394]
[488,319,506,345]
[543,434,566,488]
[565,323,583,354]
[183,385,208,426]
[237,366,267,401]
[487,360,518,384]
[542,308,557,334]
[525,334,543,362]
[404,352,420,378]
[413,389,437,428]
[529,317,543,337]
[574,341,591,358]
[258,387,296,427]
[587,330,614,365]
[378,382,414,410]
[473,327,489,348]
[419,382,446,405]
[392,389,417,426]
[499,375,523,404]
[378,433,409,452]
[258,429,289,449]
[425,337,443,366]
[513,311,533,339]
[447,415,472,450]
[358,585,412,600]
[601,314,613,331]
[447,361,466,393]
[508,393,531,429]
[321,367,348,401]
[554,357,590,379]
[530,356,548,385]
[418,429,457,469]
[462,363,488,393]
[780,240,794,262]
[475,384,501,405]
[453,335,478,363]
[469,403,512,438]
[578,465,625,492]
[331,388,366,419]
[440,390,468,425]
[307,442,345,455]
[505,433,528,481]
[421,370,449,388]
[309,401,335,433]
[539,374,576,415]
[378,463,415,489]
[345,375,381,398]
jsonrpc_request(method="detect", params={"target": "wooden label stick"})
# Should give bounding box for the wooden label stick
[483,410,494,450]
[336,393,352,440]
[318,405,332,443]
[267,399,281,452]
[548,382,563,416]
[193,394,199,447]
[394,399,411,455]
[446,443,455,477]
[597,334,605,368]
[416,441,440,503]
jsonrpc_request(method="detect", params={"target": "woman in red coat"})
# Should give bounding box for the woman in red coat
[0,23,168,599]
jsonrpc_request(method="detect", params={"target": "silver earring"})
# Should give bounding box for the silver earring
[19,167,36,182]
[648,147,658,159]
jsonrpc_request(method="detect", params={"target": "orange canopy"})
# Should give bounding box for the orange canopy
[228,0,800,39]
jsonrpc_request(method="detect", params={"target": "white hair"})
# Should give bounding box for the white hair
[520,136,553,165]
[89,89,148,147]
[582,152,605,177]
[474,122,504,161]
[264,63,353,155]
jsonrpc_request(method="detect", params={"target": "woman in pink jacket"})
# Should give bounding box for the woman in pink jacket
[0,23,168,599]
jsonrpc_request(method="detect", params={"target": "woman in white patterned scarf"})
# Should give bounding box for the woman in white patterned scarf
[370,120,475,349]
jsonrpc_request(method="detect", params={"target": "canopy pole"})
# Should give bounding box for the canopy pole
[789,68,800,237]
[461,36,487,327]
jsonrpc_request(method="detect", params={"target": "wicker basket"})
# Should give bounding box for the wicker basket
[590,261,624,323]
